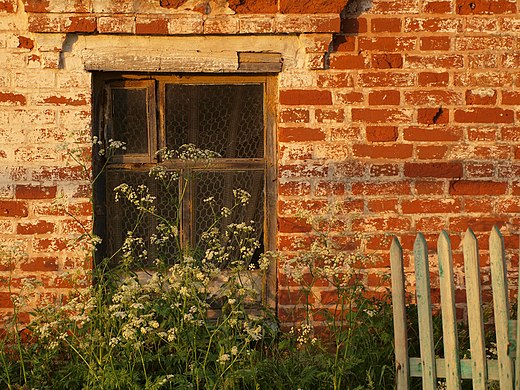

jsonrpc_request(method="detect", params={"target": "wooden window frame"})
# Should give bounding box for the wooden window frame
[93,73,278,306]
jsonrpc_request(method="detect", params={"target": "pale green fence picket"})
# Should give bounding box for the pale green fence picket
[489,227,514,389]
[437,231,461,390]
[390,237,409,390]
[391,227,518,389]
[413,233,437,389]
[463,229,487,389]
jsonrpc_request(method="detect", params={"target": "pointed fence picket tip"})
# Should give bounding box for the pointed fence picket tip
[414,232,427,248]
[463,227,477,243]
[390,236,402,253]
[490,224,503,242]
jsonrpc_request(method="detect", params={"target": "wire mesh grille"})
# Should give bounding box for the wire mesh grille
[111,88,148,155]
[165,84,264,158]
[103,80,267,268]
[106,169,181,266]
[194,170,264,266]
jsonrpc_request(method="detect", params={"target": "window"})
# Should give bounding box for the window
[93,74,276,273]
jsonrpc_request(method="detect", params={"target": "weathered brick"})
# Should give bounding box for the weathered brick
[367,198,398,213]
[358,72,415,87]
[423,1,452,13]
[315,108,344,123]
[317,73,354,88]
[420,36,451,50]
[455,108,514,124]
[352,181,411,196]
[17,220,54,235]
[403,126,462,142]
[369,0,420,14]
[405,90,461,105]
[405,54,464,69]
[238,15,275,33]
[63,16,97,33]
[417,107,449,125]
[279,90,332,105]
[0,201,28,217]
[279,181,311,197]
[97,16,135,34]
[502,91,520,105]
[314,181,345,196]
[449,217,506,232]
[0,92,26,105]
[335,91,364,104]
[278,217,311,233]
[370,164,399,177]
[275,15,340,33]
[371,17,402,33]
[15,185,57,199]
[279,108,310,124]
[352,216,411,232]
[456,0,516,14]
[371,53,403,69]
[449,180,508,195]
[332,35,356,52]
[279,127,326,142]
[329,54,369,70]
[204,16,239,34]
[455,36,514,51]
[417,145,448,159]
[20,257,58,272]
[227,0,277,13]
[366,126,398,142]
[358,37,416,52]
[418,72,449,87]
[466,88,497,105]
[279,0,345,13]
[368,90,400,105]
[135,17,169,35]
[404,17,462,33]
[352,108,412,123]
[404,162,463,178]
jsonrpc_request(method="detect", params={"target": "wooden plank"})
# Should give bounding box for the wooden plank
[83,50,239,72]
[508,320,517,356]
[489,226,514,389]
[437,231,462,389]
[414,233,437,389]
[238,52,282,73]
[410,358,501,380]
[390,237,409,390]
[463,228,488,389]
[238,52,282,63]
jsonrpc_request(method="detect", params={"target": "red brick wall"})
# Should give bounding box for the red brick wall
[278,0,520,322]
[0,0,519,323]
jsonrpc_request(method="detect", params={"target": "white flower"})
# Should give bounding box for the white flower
[217,353,230,365]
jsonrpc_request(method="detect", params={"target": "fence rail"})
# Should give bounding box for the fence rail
[390,226,520,389]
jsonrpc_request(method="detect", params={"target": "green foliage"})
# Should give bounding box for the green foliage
[0,143,397,389]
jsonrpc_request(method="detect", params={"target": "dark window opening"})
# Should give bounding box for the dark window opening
[93,74,275,271]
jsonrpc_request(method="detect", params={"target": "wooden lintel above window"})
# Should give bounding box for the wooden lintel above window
[84,50,282,73]
[237,52,283,73]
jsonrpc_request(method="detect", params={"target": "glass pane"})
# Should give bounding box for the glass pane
[193,170,264,268]
[111,88,148,155]
[165,84,264,158]
[105,169,180,266]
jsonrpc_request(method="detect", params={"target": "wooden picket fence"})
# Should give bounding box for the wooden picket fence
[390,226,520,389]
